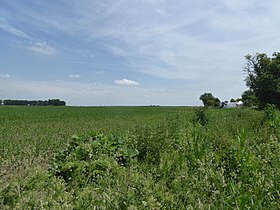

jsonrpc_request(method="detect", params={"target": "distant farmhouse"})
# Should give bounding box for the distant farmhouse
[220,101,243,108]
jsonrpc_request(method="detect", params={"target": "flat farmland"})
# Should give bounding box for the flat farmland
[1,106,280,209]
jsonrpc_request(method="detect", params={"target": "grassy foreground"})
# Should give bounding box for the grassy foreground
[0,106,280,209]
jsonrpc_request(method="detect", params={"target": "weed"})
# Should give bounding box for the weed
[192,106,209,126]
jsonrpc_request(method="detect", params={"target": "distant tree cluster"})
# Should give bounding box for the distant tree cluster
[199,93,220,107]
[1,99,66,106]
[199,94,244,108]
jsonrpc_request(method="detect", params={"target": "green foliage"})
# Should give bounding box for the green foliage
[192,106,209,126]
[241,89,259,107]
[50,132,139,187]
[1,106,280,209]
[261,104,280,134]
[0,167,72,209]
[263,104,277,122]
[199,93,220,107]
[244,52,280,109]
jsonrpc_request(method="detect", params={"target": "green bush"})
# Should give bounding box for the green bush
[49,132,139,187]
[192,106,209,126]
[263,104,277,122]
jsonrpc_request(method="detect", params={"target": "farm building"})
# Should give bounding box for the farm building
[220,101,243,108]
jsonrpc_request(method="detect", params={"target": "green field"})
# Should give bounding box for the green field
[1,106,280,209]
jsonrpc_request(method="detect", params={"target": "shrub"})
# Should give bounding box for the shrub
[49,132,139,187]
[192,107,208,126]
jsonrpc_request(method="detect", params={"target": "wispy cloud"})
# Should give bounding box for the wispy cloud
[0,73,11,79]
[69,74,81,79]
[0,19,30,39]
[115,79,139,86]
[65,0,280,81]
[29,42,57,55]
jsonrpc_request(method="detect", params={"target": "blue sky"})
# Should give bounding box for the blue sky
[1,0,280,106]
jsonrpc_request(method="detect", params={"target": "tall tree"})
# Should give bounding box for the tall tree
[244,52,280,109]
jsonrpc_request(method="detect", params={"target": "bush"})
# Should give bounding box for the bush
[192,107,209,126]
[49,132,139,187]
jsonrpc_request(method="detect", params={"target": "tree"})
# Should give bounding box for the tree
[244,52,280,109]
[230,98,236,103]
[241,90,258,107]
[199,93,220,107]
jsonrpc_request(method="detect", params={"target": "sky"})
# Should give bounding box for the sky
[1,0,280,106]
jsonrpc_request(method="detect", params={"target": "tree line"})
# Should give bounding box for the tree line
[200,52,280,109]
[0,99,66,106]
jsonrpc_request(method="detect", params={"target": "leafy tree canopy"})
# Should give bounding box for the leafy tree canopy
[244,52,280,109]
[199,93,220,107]
[241,90,259,107]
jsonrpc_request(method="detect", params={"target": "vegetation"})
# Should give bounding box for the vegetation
[192,106,209,126]
[199,93,220,107]
[244,52,280,109]
[1,106,280,209]
[1,99,66,106]
[241,89,259,107]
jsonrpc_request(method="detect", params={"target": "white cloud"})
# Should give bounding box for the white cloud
[0,73,11,79]
[29,42,57,55]
[69,74,81,79]
[115,79,139,86]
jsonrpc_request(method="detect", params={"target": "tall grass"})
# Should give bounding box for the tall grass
[0,106,279,209]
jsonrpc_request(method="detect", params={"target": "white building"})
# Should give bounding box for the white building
[220,101,243,108]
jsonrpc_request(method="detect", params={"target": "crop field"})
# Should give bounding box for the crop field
[0,106,280,209]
